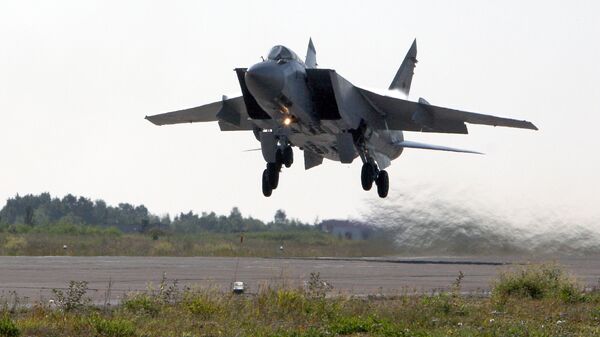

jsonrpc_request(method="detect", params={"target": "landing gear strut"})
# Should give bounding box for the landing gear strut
[355,128,389,198]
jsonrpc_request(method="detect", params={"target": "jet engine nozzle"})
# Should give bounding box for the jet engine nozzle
[245,62,285,103]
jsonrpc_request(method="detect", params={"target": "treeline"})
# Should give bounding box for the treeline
[0,193,315,234]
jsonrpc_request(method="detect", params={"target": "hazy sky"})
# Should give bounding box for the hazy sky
[1,0,599,223]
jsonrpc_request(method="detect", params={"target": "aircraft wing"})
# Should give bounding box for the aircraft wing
[146,96,260,131]
[145,96,245,126]
[358,88,538,134]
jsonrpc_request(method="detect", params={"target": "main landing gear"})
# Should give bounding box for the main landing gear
[361,162,389,198]
[262,146,293,197]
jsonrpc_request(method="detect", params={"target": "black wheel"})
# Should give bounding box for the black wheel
[262,169,272,197]
[376,170,389,198]
[283,146,293,168]
[267,163,280,189]
[361,163,375,191]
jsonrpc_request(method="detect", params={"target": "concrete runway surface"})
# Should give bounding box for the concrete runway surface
[1,256,599,303]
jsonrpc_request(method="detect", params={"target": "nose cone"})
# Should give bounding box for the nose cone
[245,62,284,100]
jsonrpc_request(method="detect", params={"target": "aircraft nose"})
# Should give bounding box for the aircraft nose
[245,62,284,100]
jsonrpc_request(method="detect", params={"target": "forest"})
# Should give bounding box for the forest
[0,193,316,234]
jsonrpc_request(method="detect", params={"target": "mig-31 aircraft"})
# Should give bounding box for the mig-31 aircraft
[146,39,537,198]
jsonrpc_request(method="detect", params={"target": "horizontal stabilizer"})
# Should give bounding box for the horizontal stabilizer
[394,140,483,154]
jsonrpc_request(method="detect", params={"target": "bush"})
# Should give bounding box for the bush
[305,272,333,299]
[328,316,410,337]
[92,317,135,337]
[183,295,221,319]
[0,316,20,337]
[51,281,91,311]
[492,264,582,302]
[151,241,175,255]
[122,293,160,316]
[275,289,306,314]
[2,236,27,255]
[329,316,373,335]
[30,223,122,236]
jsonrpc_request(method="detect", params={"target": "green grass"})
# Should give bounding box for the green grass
[0,231,398,257]
[0,315,20,337]
[2,264,600,336]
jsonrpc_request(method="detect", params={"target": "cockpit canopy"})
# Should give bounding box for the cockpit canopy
[267,45,300,62]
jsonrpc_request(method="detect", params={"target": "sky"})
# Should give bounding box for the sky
[1,0,599,224]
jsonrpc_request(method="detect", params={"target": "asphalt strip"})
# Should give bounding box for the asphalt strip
[272,256,512,266]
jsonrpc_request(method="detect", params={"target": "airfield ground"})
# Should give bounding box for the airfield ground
[1,255,599,303]
[2,256,600,336]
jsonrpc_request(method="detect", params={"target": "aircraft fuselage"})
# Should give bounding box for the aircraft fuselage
[244,51,404,168]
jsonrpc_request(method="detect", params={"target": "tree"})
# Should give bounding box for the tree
[33,207,51,226]
[274,209,287,224]
[24,206,34,226]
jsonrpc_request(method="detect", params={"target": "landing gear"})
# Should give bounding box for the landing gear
[262,169,272,197]
[375,170,389,198]
[266,162,280,189]
[361,163,376,191]
[283,146,293,168]
[360,162,389,198]
[261,145,292,197]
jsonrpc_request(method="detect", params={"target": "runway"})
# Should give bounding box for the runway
[1,256,599,303]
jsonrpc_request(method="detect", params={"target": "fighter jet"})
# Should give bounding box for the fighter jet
[146,39,537,198]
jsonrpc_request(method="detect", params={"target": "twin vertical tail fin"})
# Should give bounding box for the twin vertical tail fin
[389,39,418,96]
[305,38,317,68]
[306,37,415,94]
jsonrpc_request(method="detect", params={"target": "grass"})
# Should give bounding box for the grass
[0,231,398,257]
[2,264,600,336]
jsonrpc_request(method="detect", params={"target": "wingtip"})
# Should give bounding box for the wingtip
[524,121,539,131]
[145,115,161,126]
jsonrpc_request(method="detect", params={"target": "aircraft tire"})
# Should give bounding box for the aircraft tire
[376,170,389,198]
[283,147,293,168]
[361,163,375,191]
[267,163,280,189]
[262,169,272,197]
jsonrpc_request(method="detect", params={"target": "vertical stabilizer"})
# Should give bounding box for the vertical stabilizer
[305,38,317,68]
[388,39,418,95]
